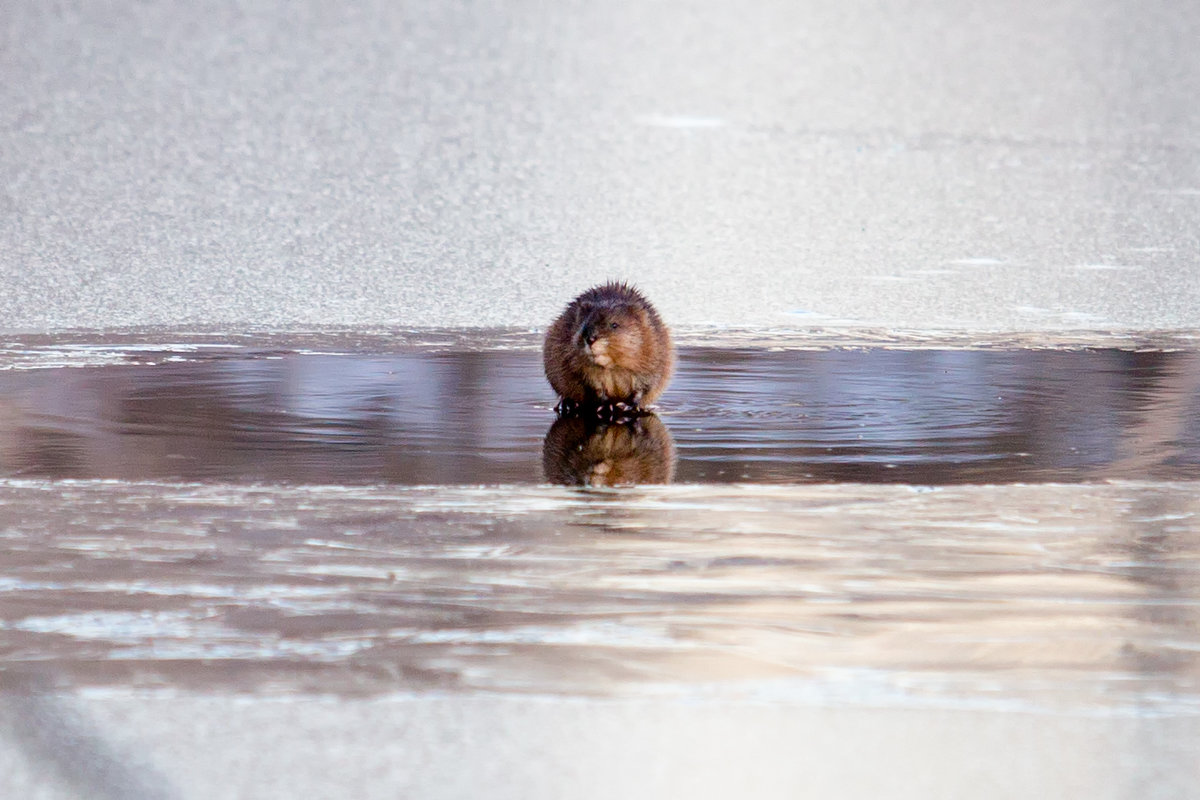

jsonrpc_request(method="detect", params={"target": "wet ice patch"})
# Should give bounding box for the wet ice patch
[8,610,206,640]
[635,114,727,128]
[1011,306,1111,325]
[947,257,1006,266]
[780,310,861,325]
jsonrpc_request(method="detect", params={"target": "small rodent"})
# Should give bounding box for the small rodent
[543,282,674,412]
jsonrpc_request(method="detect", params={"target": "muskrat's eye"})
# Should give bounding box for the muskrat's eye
[609,322,619,330]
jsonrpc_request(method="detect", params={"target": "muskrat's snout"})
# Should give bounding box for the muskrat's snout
[576,309,610,348]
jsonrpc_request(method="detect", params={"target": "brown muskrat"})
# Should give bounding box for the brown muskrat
[543,282,674,414]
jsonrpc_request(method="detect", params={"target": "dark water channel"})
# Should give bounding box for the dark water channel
[2,348,1198,485]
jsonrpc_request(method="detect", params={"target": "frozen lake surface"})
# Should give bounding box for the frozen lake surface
[4,1,1200,333]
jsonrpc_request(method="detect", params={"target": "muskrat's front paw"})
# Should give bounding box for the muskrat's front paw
[595,400,640,424]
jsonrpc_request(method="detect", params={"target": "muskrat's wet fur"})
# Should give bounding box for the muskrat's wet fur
[543,282,674,410]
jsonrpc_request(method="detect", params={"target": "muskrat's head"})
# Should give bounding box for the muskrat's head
[571,299,648,368]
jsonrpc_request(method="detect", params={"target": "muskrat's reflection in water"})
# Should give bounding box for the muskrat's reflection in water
[542,414,676,487]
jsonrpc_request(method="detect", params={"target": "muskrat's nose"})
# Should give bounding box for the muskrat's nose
[580,323,598,345]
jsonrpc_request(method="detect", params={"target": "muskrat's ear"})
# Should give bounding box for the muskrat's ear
[627,303,651,325]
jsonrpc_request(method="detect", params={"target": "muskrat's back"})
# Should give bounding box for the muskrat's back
[543,282,674,408]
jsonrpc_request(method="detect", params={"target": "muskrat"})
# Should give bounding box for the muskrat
[543,282,674,414]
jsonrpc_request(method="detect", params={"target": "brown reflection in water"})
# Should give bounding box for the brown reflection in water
[542,415,676,486]
[0,427,88,479]
[1102,354,1200,480]
[1114,356,1200,692]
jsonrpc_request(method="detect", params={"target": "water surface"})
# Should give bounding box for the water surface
[2,347,1198,484]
